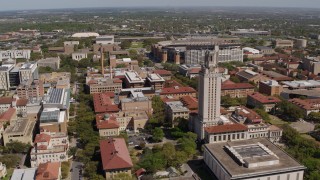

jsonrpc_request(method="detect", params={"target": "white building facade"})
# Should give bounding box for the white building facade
[0,50,31,61]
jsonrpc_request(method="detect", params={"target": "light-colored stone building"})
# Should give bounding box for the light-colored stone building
[100,138,133,179]
[3,118,36,145]
[30,130,69,167]
[204,138,306,180]
[165,101,189,127]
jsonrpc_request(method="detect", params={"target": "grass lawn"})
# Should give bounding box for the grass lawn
[130,42,143,48]
[269,115,288,125]
[3,168,14,180]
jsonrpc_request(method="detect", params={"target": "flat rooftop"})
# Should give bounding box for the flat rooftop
[147,73,165,82]
[166,101,189,112]
[20,62,36,69]
[4,119,35,137]
[125,71,144,83]
[204,138,305,178]
[11,168,37,180]
[282,80,320,88]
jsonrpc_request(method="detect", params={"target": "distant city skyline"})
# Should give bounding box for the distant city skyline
[1,0,320,11]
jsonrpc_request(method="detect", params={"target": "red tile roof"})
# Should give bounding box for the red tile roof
[188,68,201,74]
[36,162,61,180]
[221,83,254,90]
[160,86,196,95]
[93,92,120,113]
[16,98,28,106]
[180,96,198,110]
[0,108,16,122]
[205,124,248,134]
[100,138,133,171]
[164,80,183,88]
[96,114,120,129]
[0,97,13,104]
[289,98,320,110]
[34,133,51,144]
[153,70,172,76]
[222,80,236,85]
[234,106,263,123]
[248,92,281,104]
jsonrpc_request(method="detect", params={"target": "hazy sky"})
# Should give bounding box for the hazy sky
[1,0,320,11]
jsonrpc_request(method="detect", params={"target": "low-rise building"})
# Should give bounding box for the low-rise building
[153,70,172,80]
[124,71,145,88]
[11,168,37,180]
[36,162,61,180]
[17,79,44,103]
[165,101,189,127]
[87,77,122,94]
[0,49,31,61]
[247,92,281,112]
[93,92,120,114]
[40,72,71,86]
[72,52,87,61]
[255,46,275,55]
[3,118,36,145]
[109,57,139,68]
[100,138,133,179]
[275,39,294,48]
[146,73,165,90]
[231,106,263,124]
[180,95,198,114]
[204,123,248,144]
[39,108,67,133]
[0,107,17,124]
[289,98,320,116]
[247,123,282,142]
[221,82,255,98]
[31,131,69,167]
[302,56,320,75]
[96,111,148,135]
[259,80,283,96]
[236,69,268,83]
[204,138,306,180]
[96,114,120,137]
[160,86,196,99]
[42,88,70,120]
[37,57,61,70]
[120,95,152,114]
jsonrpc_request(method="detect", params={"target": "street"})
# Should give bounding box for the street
[70,161,83,180]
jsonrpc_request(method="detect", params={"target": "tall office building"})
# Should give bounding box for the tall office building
[0,64,14,90]
[19,62,39,83]
[195,47,223,139]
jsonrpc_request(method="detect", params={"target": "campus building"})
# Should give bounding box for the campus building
[203,138,306,180]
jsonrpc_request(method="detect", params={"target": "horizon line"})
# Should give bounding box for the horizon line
[1,5,320,12]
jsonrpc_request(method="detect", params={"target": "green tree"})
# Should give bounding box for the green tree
[61,161,70,179]
[0,154,21,168]
[139,149,166,173]
[152,127,164,142]
[307,112,320,123]
[277,99,304,120]
[230,76,240,83]
[113,173,134,180]
[177,132,197,158]
[121,40,132,49]
[39,66,54,73]
[162,142,176,166]
[5,141,31,153]
[30,52,42,61]
[254,108,271,121]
